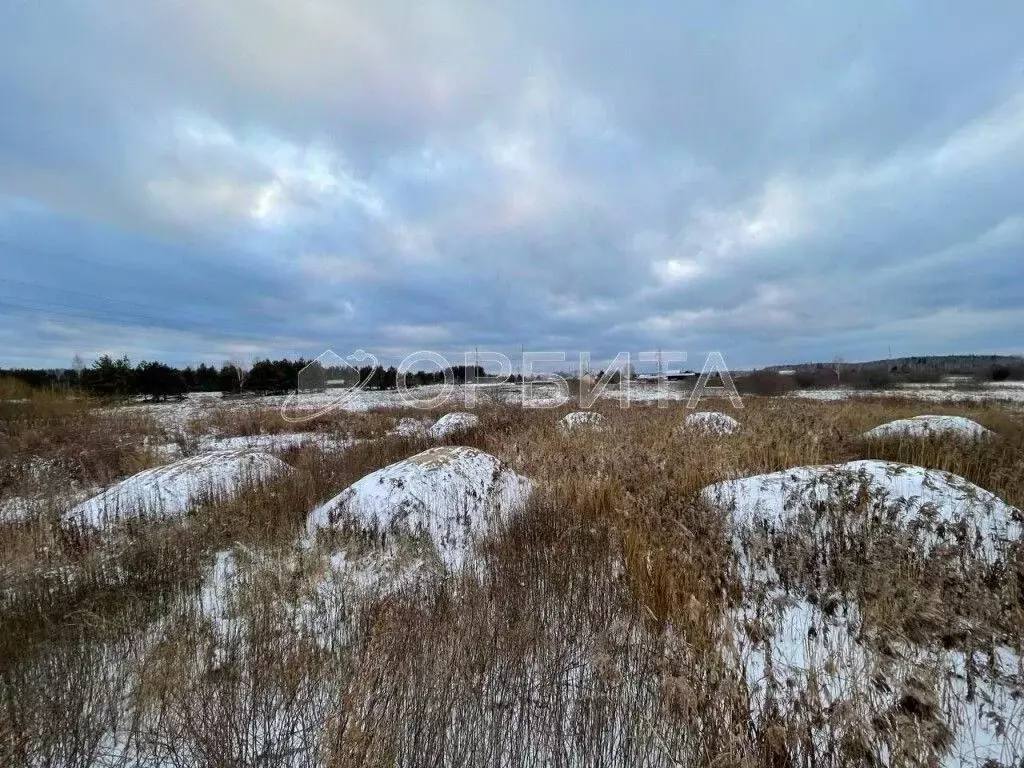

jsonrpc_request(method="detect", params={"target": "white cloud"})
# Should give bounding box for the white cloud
[927,90,1024,177]
[296,254,381,284]
[381,323,453,343]
[652,258,703,284]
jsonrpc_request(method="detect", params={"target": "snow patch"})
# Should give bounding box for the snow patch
[427,412,480,438]
[201,432,355,453]
[558,411,607,432]
[390,416,432,438]
[683,410,742,435]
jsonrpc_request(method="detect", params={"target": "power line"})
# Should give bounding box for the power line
[0,298,300,346]
[0,236,271,310]
[0,276,172,315]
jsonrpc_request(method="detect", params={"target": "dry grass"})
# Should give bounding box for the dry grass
[1,393,1022,766]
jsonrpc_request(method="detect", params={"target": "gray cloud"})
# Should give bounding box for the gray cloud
[0,0,1022,369]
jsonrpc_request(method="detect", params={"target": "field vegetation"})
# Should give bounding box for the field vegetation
[1,382,1022,766]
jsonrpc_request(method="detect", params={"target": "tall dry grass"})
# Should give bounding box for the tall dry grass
[0,394,1022,766]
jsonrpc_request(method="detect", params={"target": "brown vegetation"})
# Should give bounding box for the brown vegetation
[1,390,1022,766]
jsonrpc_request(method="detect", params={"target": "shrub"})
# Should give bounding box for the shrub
[735,370,797,396]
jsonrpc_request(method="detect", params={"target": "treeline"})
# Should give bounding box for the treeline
[736,357,1024,396]
[767,355,1024,381]
[0,356,497,401]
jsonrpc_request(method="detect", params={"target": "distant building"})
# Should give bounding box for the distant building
[636,370,697,382]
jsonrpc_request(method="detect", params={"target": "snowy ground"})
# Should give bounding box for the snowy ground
[703,460,1020,562]
[793,382,1024,404]
[103,379,1024,436]
[106,382,704,430]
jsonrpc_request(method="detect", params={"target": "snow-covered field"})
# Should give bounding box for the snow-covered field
[101,378,1024,438]
[106,381,702,430]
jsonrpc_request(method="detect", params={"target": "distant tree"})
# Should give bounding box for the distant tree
[83,355,135,397]
[990,365,1011,382]
[218,364,243,393]
[245,359,291,395]
[832,355,844,383]
[135,361,186,401]
[194,363,220,391]
[227,357,250,391]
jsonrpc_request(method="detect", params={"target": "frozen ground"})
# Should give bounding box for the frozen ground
[105,379,1024,436]
[0,457,103,524]
[152,431,358,461]
[199,432,356,453]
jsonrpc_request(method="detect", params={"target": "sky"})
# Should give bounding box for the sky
[0,0,1022,371]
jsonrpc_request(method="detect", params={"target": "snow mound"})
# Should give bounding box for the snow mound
[558,411,607,432]
[306,446,533,570]
[863,414,994,440]
[702,460,1020,563]
[65,450,291,530]
[705,461,1024,764]
[427,412,480,438]
[683,410,741,435]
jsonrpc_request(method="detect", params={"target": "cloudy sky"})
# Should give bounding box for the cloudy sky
[1,0,1022,370]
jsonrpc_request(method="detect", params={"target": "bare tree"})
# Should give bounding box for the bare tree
[832,355,844,383]
[72,354,85,382]
[228,357,250,390]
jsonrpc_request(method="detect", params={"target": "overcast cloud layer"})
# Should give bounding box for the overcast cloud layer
[1,0,1022,369]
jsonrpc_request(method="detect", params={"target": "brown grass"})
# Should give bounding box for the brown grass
[1,393,1022,766]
